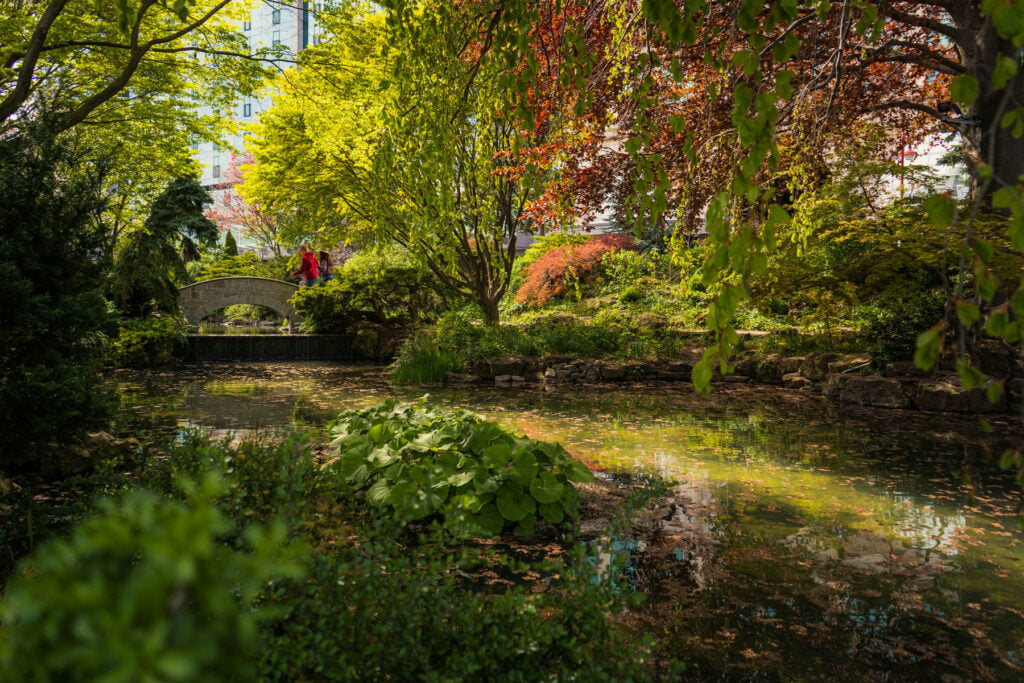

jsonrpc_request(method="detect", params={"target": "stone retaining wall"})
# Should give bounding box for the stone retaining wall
[444,350,1024,414]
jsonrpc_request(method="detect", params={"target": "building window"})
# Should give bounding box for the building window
[243,20,251,30]
[212,159,221,178]
[271,9,281,24]
[272,30,281,46]
[243,102,252,117]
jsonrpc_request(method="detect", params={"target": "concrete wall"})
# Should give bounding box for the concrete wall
[181,335,357,362]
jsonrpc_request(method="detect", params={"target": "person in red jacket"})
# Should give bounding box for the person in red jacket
[290,244,319,286]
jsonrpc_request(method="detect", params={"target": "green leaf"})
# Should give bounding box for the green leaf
[693,359,713,393]
[510,450,539,484]
[496,483,534,522]
[987,380,1004,404]
[924,193,956,228]
[565,459,594,483]
[914,325,943,370]
[993,55,1019,89]
[950,75,979,106]
[539,502,565,524]
[483,443,511,468]
[529,472,565,505]
[955,300,981,325]
[366,478,391,507]
[448,471,475,488]
[471,503,505,535]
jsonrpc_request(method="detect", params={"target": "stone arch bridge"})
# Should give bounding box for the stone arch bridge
[179,277,302,331]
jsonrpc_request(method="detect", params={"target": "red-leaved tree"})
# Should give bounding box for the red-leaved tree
[516,233,637,307]
[205,152,285,258]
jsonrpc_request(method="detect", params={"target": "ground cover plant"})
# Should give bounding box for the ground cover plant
[328,399,595,536]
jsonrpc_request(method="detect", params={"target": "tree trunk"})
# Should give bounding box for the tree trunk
[956,7,1024,202]
[478,295,501,324]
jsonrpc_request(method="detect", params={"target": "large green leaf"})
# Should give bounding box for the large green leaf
[496,483,535,522]
[470,503,506,535]
[483,443,511,469]
[510,450,539,484]
[564,459,595,483]
[529,472,565,504]
[366,478,392,507]
[539,502,565,524]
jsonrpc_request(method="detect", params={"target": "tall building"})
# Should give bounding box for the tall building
[195,1,321,192]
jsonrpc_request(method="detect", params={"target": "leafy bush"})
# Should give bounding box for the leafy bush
[140,431,325,533]
[859,289,947,363]
[327,399,594,536]
[516,234,637,307]
[389,331,462,384]
[0,475,306,681]
[292,249,445,334]
[107,314,188,367]
[509,231,592,291]
[257,528,657,681]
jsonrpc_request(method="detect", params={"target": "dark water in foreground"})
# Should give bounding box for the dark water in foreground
[115,362,1024,681]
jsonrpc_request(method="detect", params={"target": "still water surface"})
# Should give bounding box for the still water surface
[115,362,1024,680]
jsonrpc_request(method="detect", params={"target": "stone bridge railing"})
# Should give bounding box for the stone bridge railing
[178,277,302,331]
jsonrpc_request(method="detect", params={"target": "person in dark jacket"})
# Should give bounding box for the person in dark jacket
[318,251,334,285]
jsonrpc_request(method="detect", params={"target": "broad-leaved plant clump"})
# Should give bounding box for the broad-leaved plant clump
[516,233,638,307]
[327,399,594,536]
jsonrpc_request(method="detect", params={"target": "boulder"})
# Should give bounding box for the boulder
[444,373,481,386]
[470,358,494,380]
[656,361,693,381]
[489,357,524,376]
[600,363,626,381]
[732,358,759,378]
[913,377,1004,413]
[884,360,932,377]
[975,340,1023,378]
[827,353,872,377]
[1009,378,1024,404]
[781,356,805,374]
[753,355,787,384]
[799,352,839,382]
[835,375,910,408]
[782,372,813,389]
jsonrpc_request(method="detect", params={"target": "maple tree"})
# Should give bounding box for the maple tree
[516,233,637,307]
[206,152,285,258]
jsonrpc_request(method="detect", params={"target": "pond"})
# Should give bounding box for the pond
[114,362,1024,680]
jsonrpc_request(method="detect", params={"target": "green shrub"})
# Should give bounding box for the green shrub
[139,431,325,533]
[291,249,445,335]
[389,331,463,384]
[257,529,658,681]
[190,252,289,282]
[859,290,946,363]
[327,399,594,536]
[509,232,592,291]
[107,314,188,367]
[0,475,306,682]
[516,234,637,307]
